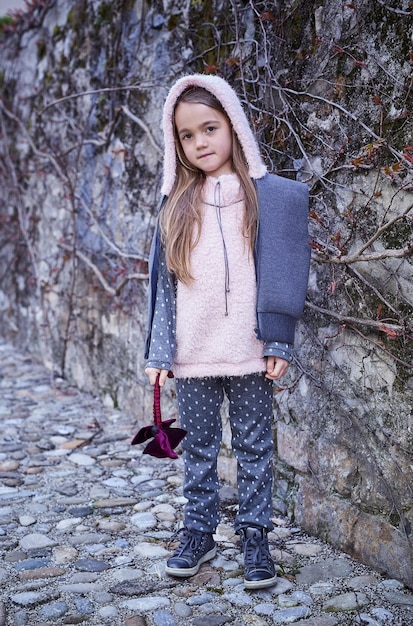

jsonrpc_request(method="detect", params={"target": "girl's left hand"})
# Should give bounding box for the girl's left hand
[265,356,289,380]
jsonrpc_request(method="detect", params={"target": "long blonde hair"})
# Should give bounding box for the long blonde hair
[159,86,258,284]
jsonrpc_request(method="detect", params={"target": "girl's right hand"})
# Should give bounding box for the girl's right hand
[145,367,170,387]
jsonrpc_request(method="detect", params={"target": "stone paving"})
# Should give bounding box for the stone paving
[0,339,413,626]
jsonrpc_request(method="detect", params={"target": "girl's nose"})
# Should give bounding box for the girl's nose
[195,133,208,148]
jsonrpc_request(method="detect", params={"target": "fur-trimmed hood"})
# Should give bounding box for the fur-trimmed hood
[161,74,267,196]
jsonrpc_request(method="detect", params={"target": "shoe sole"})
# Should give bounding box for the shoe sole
[165,546,217,577]
[244,574,278,590]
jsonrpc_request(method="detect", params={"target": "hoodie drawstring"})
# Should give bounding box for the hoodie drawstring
[214,181,230,316]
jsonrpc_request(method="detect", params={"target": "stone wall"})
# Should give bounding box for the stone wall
[1,0,412,586]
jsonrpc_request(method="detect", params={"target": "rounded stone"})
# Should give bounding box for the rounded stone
[19,533,56,550]
[292,543,322,556]
[134,543,169,558]
[99,605,120,619]
[130,512,157,530]
[120,597,170,611]
[53,546,78,563]
[154,609,178,625]
[39,601,68,620]
[10,592,43,606]
[73,558,111,572]
[18,515,36,527]
[323,591,368,612]
[174,601,192,618]
[68,453,96,466]
[56,517,83,530]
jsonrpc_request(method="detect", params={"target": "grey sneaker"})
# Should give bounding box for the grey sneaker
[165,527,217,577]
[239,526,278,589]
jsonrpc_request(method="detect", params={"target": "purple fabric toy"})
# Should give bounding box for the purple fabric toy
[131,373,186,459]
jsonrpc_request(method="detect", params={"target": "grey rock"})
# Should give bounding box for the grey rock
[355,615,380,626]
[382,590,413,608]
[272,606,311,623]
[174,601,193,617]
[224,592,253,607]
[13,557,50,571]
[13,610,29,626]
[371,607,394,621]
[153,609,177,626]
[254,602,276,616]
[109,579,175,595]
[379,579,405,590]
[93,591,113,604]
[10,592,44,606]
[120,596,170,611]
[130,511,158,529]
[73,558,111,572]
[18,533,56,549]
[191,617,233,626]
[323,592,369,612]
[67,506,94,517]
[59,583,101,594]
[198,602,230,614]
[295,558,353,585]
[74,596,95,614]
[99,605,120,619]
[187,592,220,606]
[68,533,111,546]
[290,591,313,606]
[39,601,68,620]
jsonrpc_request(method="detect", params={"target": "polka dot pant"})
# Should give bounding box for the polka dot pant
[175,373,274,533]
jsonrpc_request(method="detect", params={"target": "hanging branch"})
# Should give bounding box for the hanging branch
[121,105,162,154]
[58,243,148,296]
[77,196,149,262]
[305,301,407,335]
[40,83,159,115]
[1,101,67,180]
[319,243,412,265]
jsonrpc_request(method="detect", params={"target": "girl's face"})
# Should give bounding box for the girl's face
[175,101,233,178]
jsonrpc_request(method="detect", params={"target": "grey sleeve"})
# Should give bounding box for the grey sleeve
[263,341,292,362]
[145,252,176,371]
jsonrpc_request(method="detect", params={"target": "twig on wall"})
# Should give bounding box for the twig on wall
[59,243,148,296]
[121,105,162,154]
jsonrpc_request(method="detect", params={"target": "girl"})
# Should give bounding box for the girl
[144,74,310,589]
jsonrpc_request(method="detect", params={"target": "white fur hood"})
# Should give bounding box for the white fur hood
[161,74,267,195]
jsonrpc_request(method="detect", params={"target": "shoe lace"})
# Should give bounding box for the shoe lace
[171,527,203,557]
[244,534,271,569]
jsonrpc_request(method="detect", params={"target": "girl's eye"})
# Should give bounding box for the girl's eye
[206,126,216,133]
[182,133,191,140]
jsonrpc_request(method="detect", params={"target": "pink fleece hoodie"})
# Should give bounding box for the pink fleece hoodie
[173,174,266,379]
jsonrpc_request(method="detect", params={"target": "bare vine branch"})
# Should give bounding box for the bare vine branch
[40,83,159,115]
[77,196,148,262]
[347,323,413,370]
[374,0,413,16]
[121,105,162,154]
[305,301,408,335]
[318,243,412,265]
[59,243,148,296]
[1,101,67,180]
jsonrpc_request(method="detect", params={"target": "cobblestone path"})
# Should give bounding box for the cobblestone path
[0,340,412,625]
